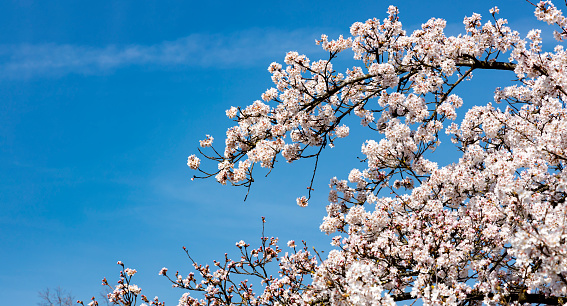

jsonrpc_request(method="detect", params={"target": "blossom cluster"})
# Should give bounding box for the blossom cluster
[91,1,567,305]
[182,1,567,304]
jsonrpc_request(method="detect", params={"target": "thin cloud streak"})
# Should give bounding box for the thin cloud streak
[4,23,547,80]
[0,28,329,79]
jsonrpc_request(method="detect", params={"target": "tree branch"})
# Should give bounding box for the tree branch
[455,58,517,71]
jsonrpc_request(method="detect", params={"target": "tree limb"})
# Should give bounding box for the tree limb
[455,58,517,71]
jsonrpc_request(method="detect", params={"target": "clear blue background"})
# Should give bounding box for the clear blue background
[0,1,551,304]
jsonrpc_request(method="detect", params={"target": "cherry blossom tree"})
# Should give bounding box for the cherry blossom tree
[86,1,567,305]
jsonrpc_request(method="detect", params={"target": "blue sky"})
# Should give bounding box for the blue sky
[0,1,551,305]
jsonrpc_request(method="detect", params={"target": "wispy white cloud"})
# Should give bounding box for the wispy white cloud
[0,28,333,79]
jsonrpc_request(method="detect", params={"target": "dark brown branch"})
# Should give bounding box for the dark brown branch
[303,74,374,113]
[455,58,517,71]
[440,67,474,104]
